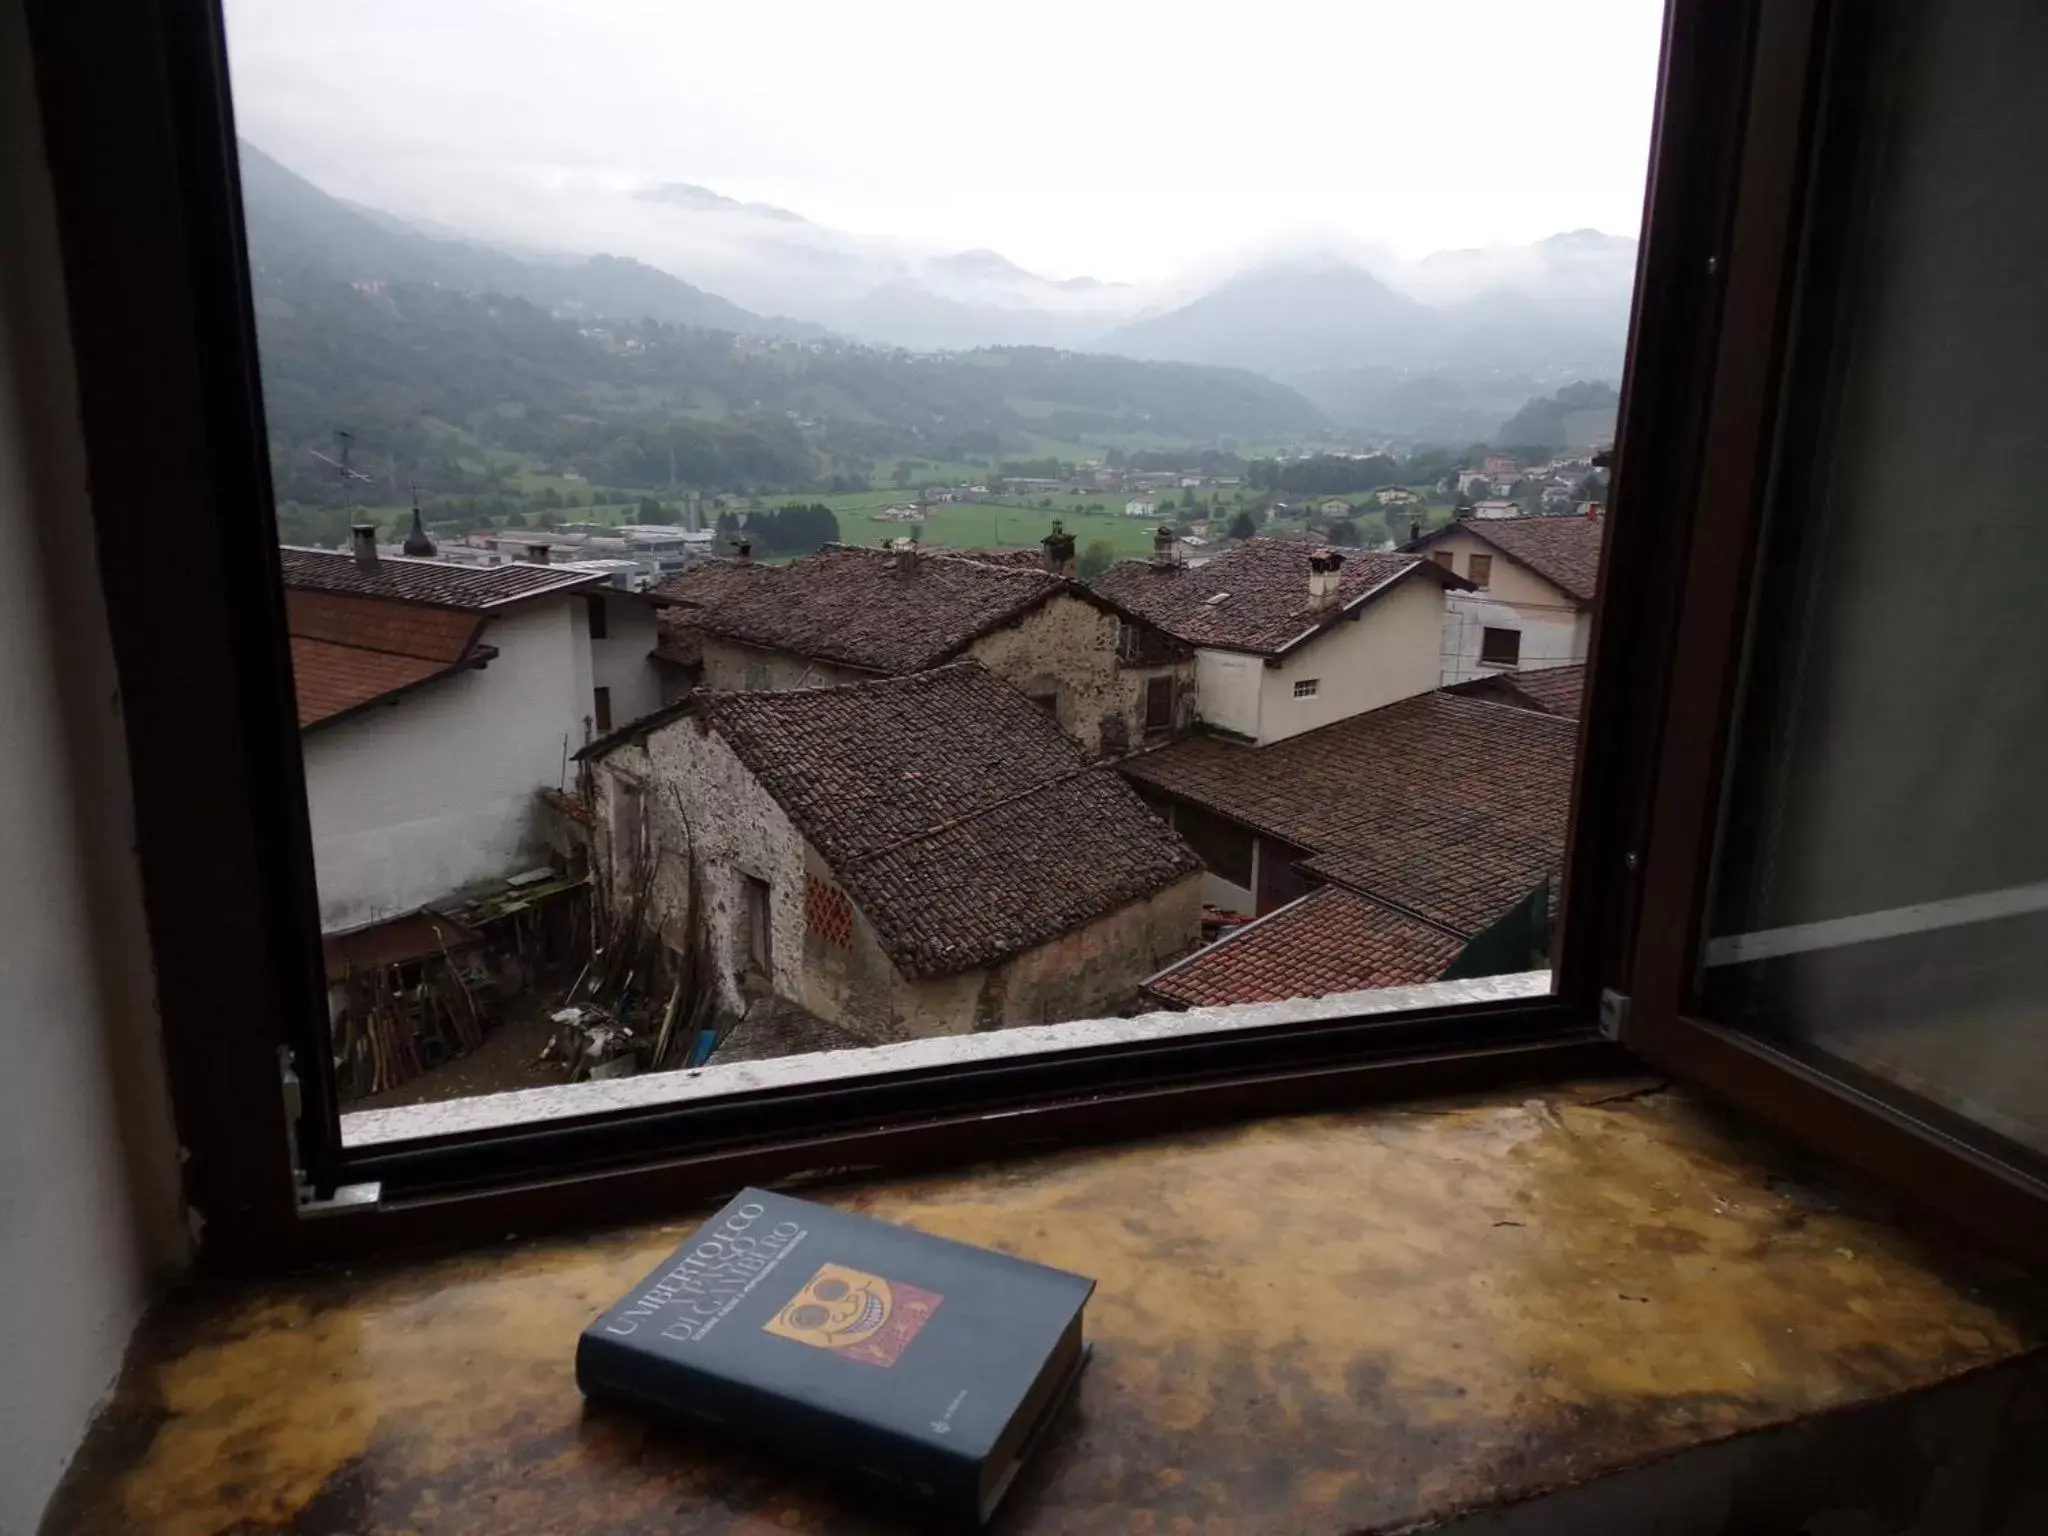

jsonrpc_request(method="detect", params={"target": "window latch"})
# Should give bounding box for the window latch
[1598,988,1631,1041]
[281,1046,381,1216]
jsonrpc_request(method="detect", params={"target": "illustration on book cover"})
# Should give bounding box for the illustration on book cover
[764,1261,944,1367]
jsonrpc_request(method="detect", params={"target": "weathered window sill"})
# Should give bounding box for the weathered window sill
[340,971,1553,1149]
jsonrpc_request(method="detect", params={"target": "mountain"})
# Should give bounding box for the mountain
[237,143,826,340]
[1491,380,1620,451]
[635,182,810,223]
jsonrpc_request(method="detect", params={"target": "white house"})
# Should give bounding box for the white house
[1403,511,1605,685]
[1125,499,1158,518]
[284,535,664,934]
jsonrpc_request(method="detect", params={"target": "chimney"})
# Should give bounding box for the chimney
[1583,500,1604,522]
[1409,519,1423,545]
[1042,518,1077,577]
[734,537,752,562]
[524,542,551,565]
[1307,547,1345,608]
[350,523,378,567]
[1152,524,1176,568]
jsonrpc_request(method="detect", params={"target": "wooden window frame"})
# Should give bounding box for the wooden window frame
[592,685,613,734]
[1467,552,1493,589]
[32,0,2028,1275]
[1478,627,1521,668]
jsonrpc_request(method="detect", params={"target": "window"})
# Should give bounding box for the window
[1467,553,1492,588]
[592,686,612,733]
[1479,628,1520,667]
[1292,678,1319,699]
[1144,675,1174,731]
[586,595,608,640]
[1430,551,1455,569]
[742,876,772,974]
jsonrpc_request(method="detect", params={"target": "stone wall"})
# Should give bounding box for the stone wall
[967,590,1194,756]
[698,636,875,693]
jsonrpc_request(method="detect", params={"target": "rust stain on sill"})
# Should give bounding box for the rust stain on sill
[46,1081,2048,1535]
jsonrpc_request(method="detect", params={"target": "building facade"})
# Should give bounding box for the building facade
[1404,513,1604,685]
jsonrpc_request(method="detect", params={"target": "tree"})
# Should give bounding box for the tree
[1327,518,1360,545]
[1077,539,1117,579]
[1227,509,1257,540]
[636,496,664,523]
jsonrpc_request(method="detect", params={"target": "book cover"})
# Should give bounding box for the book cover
[576,1187,1094,1521]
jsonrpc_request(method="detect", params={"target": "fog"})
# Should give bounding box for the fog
[221,0,1664,292]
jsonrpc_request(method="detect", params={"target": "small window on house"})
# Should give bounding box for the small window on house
[592,685,613,732]
[1468,553,1493,588]
[586,594,608,640]
[1431,550,1455,569]
[1144,674,1174,731]
[1292,678,1320,699]
[742,875,772,973]
[1480,627,1521,667]
[1026,685,1059,716]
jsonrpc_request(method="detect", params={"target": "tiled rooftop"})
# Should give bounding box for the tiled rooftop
[279,546,605,610]
[1413,514,1605,606]
[1121,691,1575,936]
[1090,539,1459,656]
[649,546,1071,675]
[1144,886,1462,1007]
[284,590,489,728]
[1447,663,1587,719]
[699,663,1200,977]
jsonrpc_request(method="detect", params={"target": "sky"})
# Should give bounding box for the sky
[221,0,1666,287]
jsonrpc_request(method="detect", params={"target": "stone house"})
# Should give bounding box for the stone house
[1402,510,1604,684]
[579,663,1204,1045]
[1090,536,1471,748]
[649,530,1194,756]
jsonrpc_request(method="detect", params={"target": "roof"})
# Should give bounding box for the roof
[1409,515,1605,607]
[1446,663,1587,720]
[285,589,492,728]
[279,546,606,610]
[1143,886,1462,1008]
[649,546,1078,674]
[1121,691,1574,936]
[692,664,1201,977]
[322,908,485,977]
[944,547,1054,571]
[1089,539,1465,657]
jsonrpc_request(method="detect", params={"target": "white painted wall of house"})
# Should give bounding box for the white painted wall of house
[1259,577,1448,744]
[303,598,594,932]
[588,593,663,727]
[1426,530,1590,685]
[0,28,187,1528]
[1193,648,1265,739]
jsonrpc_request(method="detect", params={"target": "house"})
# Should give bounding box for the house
[649,530,1195,755]
[1123,690,1572,976]
[1404,511,1605,684]
[579,663,1204,1042]
[1125,499,1158,518]
[1456,469,1493,496]
[1320,498,1353,516]
[1090,537,1470,747]
[1473,499,1521,519]
[283,533,663,934]
[1377,487,1420,507]
[1482,454,1519,477]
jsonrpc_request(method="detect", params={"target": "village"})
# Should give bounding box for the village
[288,464,1605,1107]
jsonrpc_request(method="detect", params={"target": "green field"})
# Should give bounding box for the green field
[831,500,1169,561]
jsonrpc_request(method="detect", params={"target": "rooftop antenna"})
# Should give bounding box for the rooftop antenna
[309,428,374,524]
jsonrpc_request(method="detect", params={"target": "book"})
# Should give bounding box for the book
[576,1187,1095,1522]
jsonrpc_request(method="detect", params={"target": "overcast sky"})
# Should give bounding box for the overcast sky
[222,0,1665,285]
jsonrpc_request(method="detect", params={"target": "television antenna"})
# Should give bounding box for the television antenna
[309,429,374,514]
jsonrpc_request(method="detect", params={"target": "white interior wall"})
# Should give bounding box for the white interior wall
[0,10,187,1525]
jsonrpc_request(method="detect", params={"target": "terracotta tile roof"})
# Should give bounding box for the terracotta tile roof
[1121,691,1574,936]
[699,663,1200,977]
[650,546,1074,675]
[1144,886,1461,1007]
[1447,663,1587,720]
[279,546,605,610]
[1090,539,1463,656]
[284,590,491,728]
[942,547,1052,571]
[1412,515,1605,606]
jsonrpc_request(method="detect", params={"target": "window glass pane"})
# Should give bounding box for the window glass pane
[215,0,1656,1114]
[1702,0,2048,1159]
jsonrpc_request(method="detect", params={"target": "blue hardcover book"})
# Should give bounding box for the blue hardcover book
[576,1188,1095,1522]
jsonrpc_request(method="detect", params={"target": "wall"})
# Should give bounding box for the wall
[1428,529,1588,685]
[591,718,812,1020]
[587,593,663,728]
[967,872,1204,1027]
[0,12,187,1526]
[303,598,591,932]
[698,635,873,693]
[1259,575,1448,743]
[1193,647,1266,740]
[966,590,1192,756]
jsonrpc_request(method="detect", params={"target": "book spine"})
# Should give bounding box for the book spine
[576,1334,981,1519]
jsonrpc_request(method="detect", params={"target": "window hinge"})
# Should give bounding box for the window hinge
[1598,988,1631,1041]
[281,1047,381,1216]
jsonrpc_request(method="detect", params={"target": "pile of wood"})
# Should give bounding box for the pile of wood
[333,955,488,1100]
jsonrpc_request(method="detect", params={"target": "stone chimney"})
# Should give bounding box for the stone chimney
[1409,519,1423,545]
[1307,547,1345,608]
[349,523,378,567]
[524,542,551,565]
[1152,524,1176,568]
[1042,518,1077,577]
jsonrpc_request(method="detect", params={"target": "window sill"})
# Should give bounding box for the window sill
[340,971,1554,1150]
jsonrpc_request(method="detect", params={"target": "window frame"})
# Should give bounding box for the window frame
[24,0,1819,1273]
[1467,552,1493,589]
[1478,627,1521,668]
